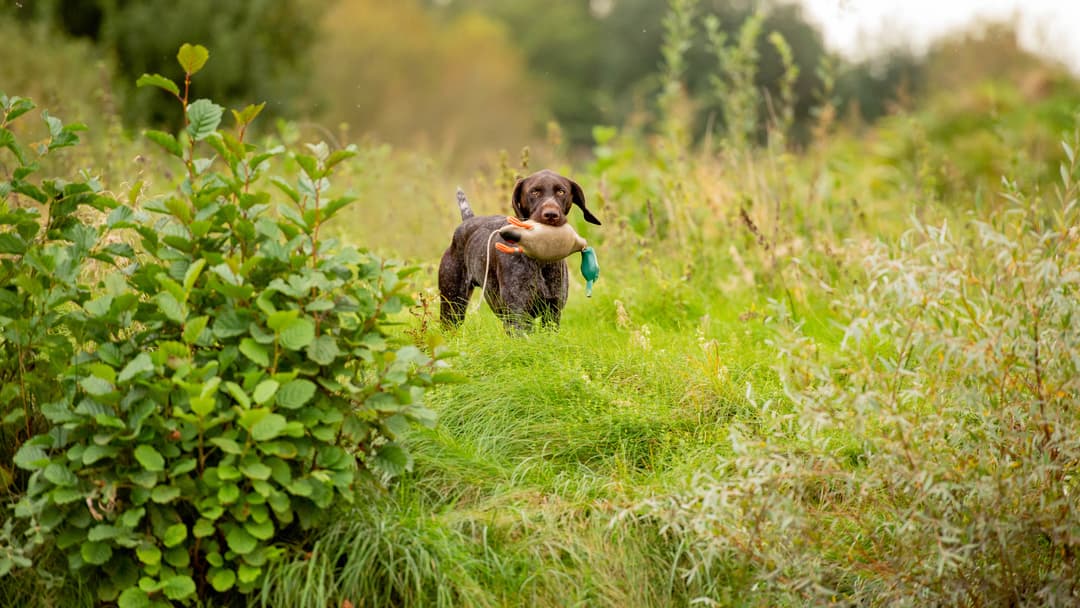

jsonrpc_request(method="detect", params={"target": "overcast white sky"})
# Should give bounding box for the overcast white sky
[798,0,1080,73]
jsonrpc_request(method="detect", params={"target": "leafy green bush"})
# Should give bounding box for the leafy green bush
[4,46,445,605]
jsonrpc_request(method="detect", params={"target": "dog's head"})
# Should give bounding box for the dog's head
[511,170,601,227]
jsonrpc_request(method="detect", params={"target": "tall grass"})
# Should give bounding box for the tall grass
[4,3,1080,607]
[633,131,1080,606]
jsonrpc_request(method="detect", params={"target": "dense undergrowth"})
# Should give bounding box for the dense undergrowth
[2,7,1080,608]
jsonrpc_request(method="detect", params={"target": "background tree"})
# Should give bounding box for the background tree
[306,0,538,162]
[8,0,324,127]
[431,0,833,146]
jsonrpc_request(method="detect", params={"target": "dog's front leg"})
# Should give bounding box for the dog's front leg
[488,287,537,335]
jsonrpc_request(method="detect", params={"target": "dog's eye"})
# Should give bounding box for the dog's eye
[530,189,541,198]
[556,188,565,196]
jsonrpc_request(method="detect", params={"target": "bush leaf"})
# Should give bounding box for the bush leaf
[183,315,209,344]
[155,292,186,324]
[163,523,188,548]
[239,338,270,367]
[144,129,182,157]
[117,587,151,608]
[134,445,165,472]
[136,543,162,566]
[177,43,210,75]
[80,375,114,397]
[276,379,316,409]
[161,574,196,600]
[81,541,112,565]
[13,444,48,470]
[250,413,287,441]
[278,317,315,350]
[187,98,223,141]
[43,463,78,486]
[118,353,154,384]
[306,335,340,366]
[210,568,236,592]
[253,379,279,405]
[372,443,412,478]
[135,73,179,97]
[225,526,257,555]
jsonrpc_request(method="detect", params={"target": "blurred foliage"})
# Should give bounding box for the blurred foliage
[842,24,1080,208]
[6,0,323,128]
[307,0,537,164]
[3,0,1077,170]
[924,20,1065,95]
[835,49,923,123]
[432,0,835,146]
[313,16,1080,264]
[0,19,142,187]
[3,0,993,157]
[0,18,115,128]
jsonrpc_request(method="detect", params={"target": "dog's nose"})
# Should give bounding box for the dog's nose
[542,209,560,221]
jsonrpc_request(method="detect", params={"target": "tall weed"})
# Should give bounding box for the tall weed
[635,128,1080,605]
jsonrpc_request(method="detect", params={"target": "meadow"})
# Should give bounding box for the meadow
[2,10,1080,608]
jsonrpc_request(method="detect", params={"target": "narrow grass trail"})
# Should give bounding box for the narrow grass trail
[263,265,794,607]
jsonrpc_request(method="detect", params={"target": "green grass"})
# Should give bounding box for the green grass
[259,248,793,606]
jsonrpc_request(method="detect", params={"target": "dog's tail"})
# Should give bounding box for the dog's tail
[456,188,474,221]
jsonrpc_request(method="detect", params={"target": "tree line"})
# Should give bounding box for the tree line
[1,0,1007,152]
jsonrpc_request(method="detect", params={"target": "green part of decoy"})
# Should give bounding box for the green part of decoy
[580,247,599,297]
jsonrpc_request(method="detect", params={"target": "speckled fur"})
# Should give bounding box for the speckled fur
[438,170,601,332]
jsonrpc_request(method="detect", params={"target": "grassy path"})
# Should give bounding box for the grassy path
[263,268,792,607]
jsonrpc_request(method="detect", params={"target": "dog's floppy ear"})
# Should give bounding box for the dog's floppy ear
[569,178,601,226]
[511,178,529,220]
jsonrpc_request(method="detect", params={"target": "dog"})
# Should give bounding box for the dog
[438,170,601,332]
